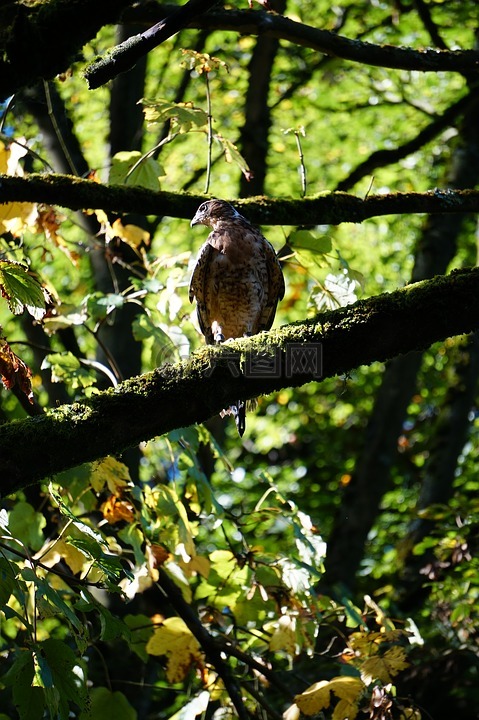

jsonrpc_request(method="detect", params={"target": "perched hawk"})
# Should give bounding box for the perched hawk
[189,199,285,436]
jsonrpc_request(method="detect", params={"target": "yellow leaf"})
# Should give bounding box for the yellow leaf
[328,677,365,703]
[333,697,359,720]
[283,703,301,720]
[61,539,90,575]
[91,456,132,495]
[0,143,8,173]
[269,615,297,655]
[295,680,331,715]
[295,677,364,716]
[205,671,225,702]
[146,617,203,683]
[0,202,38,237]
[112,218,150,248]
[37,538,89,575]
[361,646,409,685]
[180,554,211,578]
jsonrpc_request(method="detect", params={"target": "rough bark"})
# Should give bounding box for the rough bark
[0,0,135,100]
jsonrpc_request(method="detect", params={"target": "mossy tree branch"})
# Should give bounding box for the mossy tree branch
[1,267,478,493]
[0,0,134,101]
[1,173,479,226]
[83,0,220,90]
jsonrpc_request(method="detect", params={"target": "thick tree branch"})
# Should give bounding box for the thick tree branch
[1,173,479,226]
[84,0,220,90]
[124,5,479,74]
[1,267,478,492]
[0,0,135,101]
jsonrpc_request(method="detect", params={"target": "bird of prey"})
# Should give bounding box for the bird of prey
[189,199,285,436]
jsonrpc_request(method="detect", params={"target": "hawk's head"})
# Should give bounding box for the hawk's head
[190,199,242,228]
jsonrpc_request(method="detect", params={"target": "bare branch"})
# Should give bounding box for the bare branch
[335,91,476,191]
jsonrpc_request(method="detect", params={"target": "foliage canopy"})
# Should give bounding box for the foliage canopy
[1,1,479,719]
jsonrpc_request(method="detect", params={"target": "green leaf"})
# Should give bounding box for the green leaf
[214,133,252,180]
[124,614,155,662]
[84,291,125,322]
[21,568,83,633]
[3,650,45,720]
[132,314,179,364]
[9,501,46,552]
[142,98,207,133]
[32,649,53,689]
[109,151,163,190]
[80,687,137,720]
[41,351,97,390]
[0,260,45,319]
[289,230,332,254]
[66,537,125,581]
[41,638,88,719]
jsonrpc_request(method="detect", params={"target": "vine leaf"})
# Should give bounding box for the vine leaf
[361,646,409,684]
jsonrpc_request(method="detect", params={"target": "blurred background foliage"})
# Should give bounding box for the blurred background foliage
[1,0,479,718]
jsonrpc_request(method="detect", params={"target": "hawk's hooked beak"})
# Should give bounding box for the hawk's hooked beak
[190,211,202,227]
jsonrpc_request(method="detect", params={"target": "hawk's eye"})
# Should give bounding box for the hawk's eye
[199,202,208,214]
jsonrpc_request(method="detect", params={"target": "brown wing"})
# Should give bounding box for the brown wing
[258,238,285,332]
[189,240,215,344]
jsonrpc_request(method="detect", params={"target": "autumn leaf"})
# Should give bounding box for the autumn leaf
[146,617,203,683]
[91,457,132,495]
[38,538,88,575]
[101,496,136,525]
[268,614,297,656]
[0,336,33,403]
[214,134,253,181]
[361,646,409,685]
[111,219,150,249]
[295,676,365,717]
[180,49,229,75]
[0,201,38,237]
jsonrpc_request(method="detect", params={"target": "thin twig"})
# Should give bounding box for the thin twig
[204,72,213,194]
[294,128,306,198]
[43,81,79,176]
